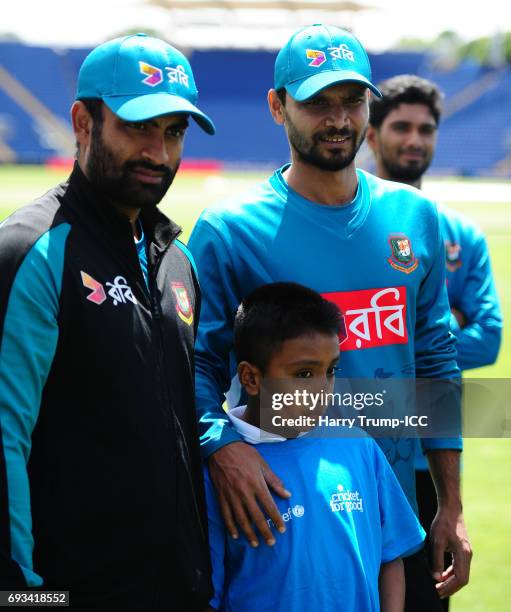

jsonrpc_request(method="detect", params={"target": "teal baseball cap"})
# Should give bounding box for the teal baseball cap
[274,24,382,101]
[76,33,215,135]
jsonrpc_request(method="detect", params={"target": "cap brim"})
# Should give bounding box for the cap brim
[286,70,382,101]
[103,92,215,135]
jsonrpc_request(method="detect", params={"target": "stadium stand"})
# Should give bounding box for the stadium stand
[0,42,510,175]
[433,68,511,175]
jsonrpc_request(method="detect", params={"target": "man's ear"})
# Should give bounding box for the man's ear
[71,101,93,153]
[237,361,262,396]
[365,125,378,153]
[268,89,286,126]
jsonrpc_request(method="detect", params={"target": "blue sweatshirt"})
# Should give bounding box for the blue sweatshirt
[189,166,462,512]
[414,204,502,470]
[439,205,502,371]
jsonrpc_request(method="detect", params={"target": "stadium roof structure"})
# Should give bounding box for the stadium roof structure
[145,0,371,50]
[149,1,366,10]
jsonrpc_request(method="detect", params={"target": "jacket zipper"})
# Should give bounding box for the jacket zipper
[149,248,209,566]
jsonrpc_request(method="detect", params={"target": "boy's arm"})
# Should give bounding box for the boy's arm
[379,558,405,612]
[189,215,289,546]
[374,438,422,611]
[373,439,426,562]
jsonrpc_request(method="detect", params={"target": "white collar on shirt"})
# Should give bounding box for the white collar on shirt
[227,406,287,444]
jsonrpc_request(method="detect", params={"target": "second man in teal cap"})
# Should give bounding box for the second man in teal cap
[189,23,471,611]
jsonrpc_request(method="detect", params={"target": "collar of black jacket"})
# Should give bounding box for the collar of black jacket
[64,161,182,252]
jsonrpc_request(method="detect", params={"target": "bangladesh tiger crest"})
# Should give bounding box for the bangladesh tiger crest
[171,282,193,326]
[445,241,462,272]
[388,235,419,274]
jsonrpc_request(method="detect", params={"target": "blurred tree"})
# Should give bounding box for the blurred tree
[0,32,22,42]
[460,32,511,66]
[395,30,511,66]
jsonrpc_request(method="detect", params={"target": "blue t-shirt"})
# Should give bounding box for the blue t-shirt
[206,434,425,611]
[189,166,462,513]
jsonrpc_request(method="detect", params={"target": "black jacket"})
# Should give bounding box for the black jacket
[0,164,212,609]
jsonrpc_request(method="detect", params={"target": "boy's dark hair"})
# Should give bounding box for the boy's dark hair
[234,282,343,372]
[369,75,443,128]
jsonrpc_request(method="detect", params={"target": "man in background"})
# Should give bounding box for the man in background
[367,74,502,610]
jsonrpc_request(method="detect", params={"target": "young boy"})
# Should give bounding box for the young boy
[204,282,425,612]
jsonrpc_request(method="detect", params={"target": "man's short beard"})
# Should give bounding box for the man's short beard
[381,156,431,185]
[86,123,178,211]
[286,116,366,172]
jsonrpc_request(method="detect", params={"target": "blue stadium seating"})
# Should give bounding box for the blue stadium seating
[433,69,511,174]
[0,88,54,163]
[0,42,510,175]
[0,43,87,122]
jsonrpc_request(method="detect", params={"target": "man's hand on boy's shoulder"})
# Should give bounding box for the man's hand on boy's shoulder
[208,441,292,547]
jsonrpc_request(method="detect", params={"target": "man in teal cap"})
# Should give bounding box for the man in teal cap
[189,24,472,610]
[0,34,214,609]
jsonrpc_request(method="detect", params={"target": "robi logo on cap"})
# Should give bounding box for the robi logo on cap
[139,61,163,87]
[328,44,355,62]
[305,49,326,67]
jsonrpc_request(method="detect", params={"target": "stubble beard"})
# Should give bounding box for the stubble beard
[286,116,366,172]
[380,149,432,185]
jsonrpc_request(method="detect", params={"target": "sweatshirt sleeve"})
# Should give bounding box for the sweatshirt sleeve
[188,213,242,458]
[449,232,502,371]
[0,222,69,587]
[414,208,462,453]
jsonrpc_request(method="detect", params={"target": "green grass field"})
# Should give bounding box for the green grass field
[1,165,510,610]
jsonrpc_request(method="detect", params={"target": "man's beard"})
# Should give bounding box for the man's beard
[86,126,178,211]
[286,117,366,172]
[381,152,431,185]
